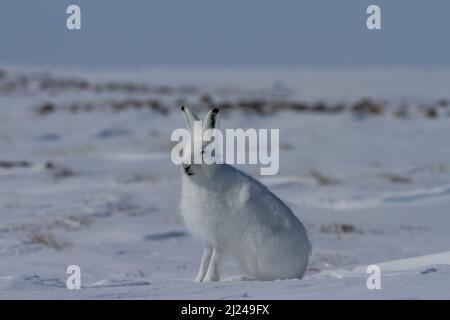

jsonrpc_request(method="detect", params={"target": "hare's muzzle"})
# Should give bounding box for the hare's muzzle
[182,163,194,176]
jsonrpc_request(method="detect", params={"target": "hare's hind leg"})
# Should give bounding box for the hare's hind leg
[223,275,256,282]
[203,247,222,282]
[195,244,213,282]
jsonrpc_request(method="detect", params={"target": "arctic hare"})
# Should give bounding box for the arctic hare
[180,106,311,282]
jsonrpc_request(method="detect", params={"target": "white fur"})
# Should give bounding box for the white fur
[180,107,311,282]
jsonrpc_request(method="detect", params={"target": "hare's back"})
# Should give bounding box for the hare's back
[224,168,304,232]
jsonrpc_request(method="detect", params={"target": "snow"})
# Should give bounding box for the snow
[0,66,450,299]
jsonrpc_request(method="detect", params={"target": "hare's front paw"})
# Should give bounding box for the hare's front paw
[202,248,221,282]
[194,245,213,282]
[203,271,220,282]
[194,273,204,282]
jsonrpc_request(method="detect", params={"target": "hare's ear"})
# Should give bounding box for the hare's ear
[203,107,220,131]
[181,106,199,130]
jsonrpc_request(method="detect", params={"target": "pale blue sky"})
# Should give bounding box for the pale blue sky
[0,0,449,68]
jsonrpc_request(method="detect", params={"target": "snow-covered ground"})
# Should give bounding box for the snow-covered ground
[0,67,449,299]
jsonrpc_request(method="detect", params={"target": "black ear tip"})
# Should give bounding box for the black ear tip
[212,107,219,114]
[180,106,185,111]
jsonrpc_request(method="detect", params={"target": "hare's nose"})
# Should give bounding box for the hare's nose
[182,163,194,176]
